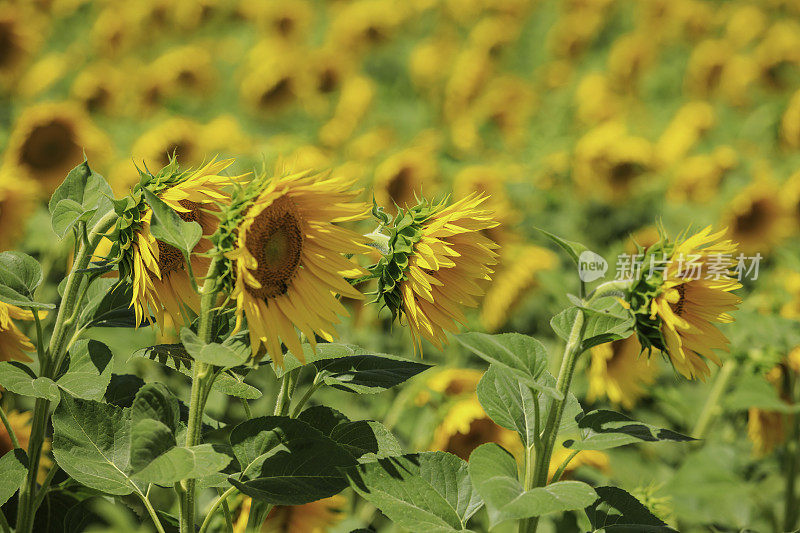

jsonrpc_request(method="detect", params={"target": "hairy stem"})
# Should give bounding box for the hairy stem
[198,486,238,533]
[137,491,167,533]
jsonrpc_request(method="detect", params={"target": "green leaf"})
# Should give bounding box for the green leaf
[104,374,145,407]
[585,486,677,532]
[55,339,113,401]
[0,251,54,309]
[52,391,141,495]
[297,405,403,462]
[142,188,202,257]
[131,382,181,434]
[130,419,176,472]
[229,415,358,505]
[48,160,113,238]
[477,365,539,446]
[347,452,483,533]
[724,372,800,413]
[314,355,432,394]
[133,444,231,486]
[129,346,261,399]
[456,333,561,400]
[551,304,635,352]
[536,228,587,266]
[0,449,28,506]
[468,443,596,526]
[180,328,249,368]
[0,362,59,401]
[563,410,694,451]
[80,281,143,328]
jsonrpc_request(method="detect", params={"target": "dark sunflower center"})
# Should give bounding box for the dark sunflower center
[245,196,304,299]
[671,283,688,317]
[160,141,193,167]
[85,86,110,113]
[19,120,80,173]
[609,160,643,185]
[444,417,499,461]
[259,78,293,109]
[177,69,198,87]
[0,22,17,67]
[318,68,339,93]
[387,166,416,207]
[275,16,294,36]
[734,199,771,235]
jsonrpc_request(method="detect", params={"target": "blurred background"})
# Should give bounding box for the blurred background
[2,0,800,531]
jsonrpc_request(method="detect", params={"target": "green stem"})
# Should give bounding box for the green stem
[15,212,117,533]
[692,360,737,439]
[290,376,323,418]
[0,399,21,449]
[549,450,579,483]
[198,486,238,533]
[274,370,298,417]
[218,488,235,533]
[0,510,10,533]
[136,491,167,533]
[239,398,252,419]
[29,464,60,512]
[526,308,586,533]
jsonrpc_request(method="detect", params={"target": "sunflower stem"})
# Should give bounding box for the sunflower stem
[0,398,21,450]
[198,486,238,533]
[692,359,737,439]
[523,307,586,533]
[15,211,117,533]
[290,374,323,418]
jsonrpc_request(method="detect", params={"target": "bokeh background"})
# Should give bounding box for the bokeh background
[2,0,800,531]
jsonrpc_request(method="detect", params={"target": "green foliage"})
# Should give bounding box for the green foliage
[0,251,53,309]
[562,410,695,451]
[48,161,113,238]
[586,486,677,532]
[0,449,28,506]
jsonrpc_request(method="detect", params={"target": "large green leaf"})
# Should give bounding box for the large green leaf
[0,251,53,309]
[296,405,403,462]
[585,486,677,532]
[456,332,560,399]
[536,228,587,267]
[0,449,28,506]
[0,362,59,402]
[228,416,358,505]
[79,281,143,328]
[133,444,231,486]
[180,328,249,368]
[55,339,113,401]
[313,355,432,394]
[52,392,141,495]
[130,382,181,433]
[48,160,113,238]
[551,303,634,352]
[562,410,694,451]
[347,452,483,533]
[477,365,539,446]
[130,419,176,472]
[141,188,202,257]
[468,443,596,527]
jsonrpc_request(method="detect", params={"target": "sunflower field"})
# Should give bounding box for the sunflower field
[1,0,800,532]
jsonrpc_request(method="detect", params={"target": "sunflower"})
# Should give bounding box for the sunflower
[232,495,345,533]
[667,147,738,204]
[151,45,215,95]
[414,367,484,406]
[781,89,800,150]
[0,301,41,363]
[607,32,656,92]
[70,62,126,115]
[753,21,800,88]
[240,40,306,114]
[685,39,731,96]
[781,170,800,232]
[548,445,609,481]
[128,117,206,190]
[747,350,800,456]
[14,52,70,100]
[121,159,247,331]
[373,194,499,351]
[627,226,741,380]
[240,0,313,42]
[430,396,521,461]
[588,335,658,410]
[318,75,375,148]
[0,409,51,483]
[0,166,38,250]
[4,102,111,193]
[326,0,405,54]
[575,74,622,126]
[720,179,790,254]
[225,168,370,365]
[372,147,438,215]
[0,5,41,87]
[480,245,557,332]
[655,101,715,167]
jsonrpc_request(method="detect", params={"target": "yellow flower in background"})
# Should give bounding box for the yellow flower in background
[747,349,800,456]
[0,409,51,483]
[781,89,800,150]
[480,245,557,333]
[125,159,248,330]
[150,45,216,95]
[781,170,800,232]
[233,495,345,533]
[0,301,41,363]
[229,169,370,365]
[721,179,791,254]
[240,40,307,114]
[685,39,731,97]
[15,52,70,100]
[588,336,658,410]
[4,102,111,193]
[575,74,622,126]
[326,0,406,54]
[409,31,458,93]
[724,5,766,49]
[430,395,521,461]
[0,167,38,250]
[70,62,127,115]
[667,146,738,204]
[319,75,375,148]
[607,32,656,91]
[239,0,314,42]
[753,20,800,88]
[655,101,715,168]
[373,146,438,215]
[375,194,499,351]
[548,445,609,481]
[127,117,207,190]
[631,226,741,381]
[0,5,42,87]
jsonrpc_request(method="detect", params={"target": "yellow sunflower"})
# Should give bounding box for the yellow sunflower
[70,62,126,115]
[0,301,40,363]
[588,335,658,410]
[655,101,715,168]
[414,367,483,406]
[372,147,438,215]
[125,159,247,330]
[4,102,111,193]
[232,495,345,533]
[782,170,800,232]
[228,169,370,365]
[747,350,800,456]
[0,166,38,250]
[0,5,41,87]
[720,179,791,254]
[781,89,800,150]
[374,194,499,352]
[0,408,51,483]
[630,226,741,381]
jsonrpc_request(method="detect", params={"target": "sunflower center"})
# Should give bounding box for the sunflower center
[445,417,499,460]
[318,68,339,93]
[19,120,80,173]
[734,199,771,235]
[670,283,688,316]
[85,86,110,113]
[387,166,416,207]
[609,160,643,185]
[0,22,17,67]
[260,78,293,109]
[160,141,193,167]
[245,196,304,299]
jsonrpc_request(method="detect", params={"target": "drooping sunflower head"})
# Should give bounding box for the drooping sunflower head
[218,167,370,366]
[372,194,499,352]
[626,225,741,380]
[587,335,658,410]
[110,157,248,331]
